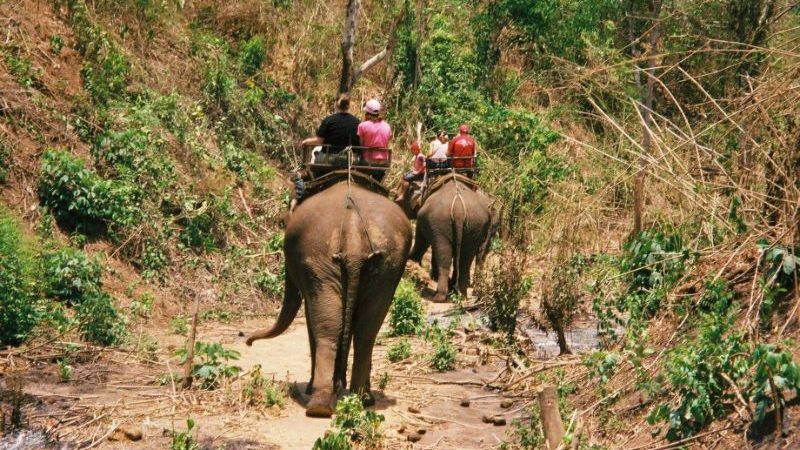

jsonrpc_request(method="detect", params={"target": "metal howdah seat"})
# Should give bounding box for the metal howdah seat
[302,144,392,181]
[425,155,479,178]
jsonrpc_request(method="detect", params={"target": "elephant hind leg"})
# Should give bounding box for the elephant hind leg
[457,252,475,298]
[349,283,395,405]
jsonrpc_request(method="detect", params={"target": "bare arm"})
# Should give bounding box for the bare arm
[302,136,324,146]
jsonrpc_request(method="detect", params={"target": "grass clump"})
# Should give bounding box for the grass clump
[242,364,288,408]
[388,279,425,336]
[386,338,412,363]
[239,35,266,76]
[0,209,40,347]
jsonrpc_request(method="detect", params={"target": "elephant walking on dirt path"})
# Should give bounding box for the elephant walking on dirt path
[246,181,412,417]
[399,176,497,303]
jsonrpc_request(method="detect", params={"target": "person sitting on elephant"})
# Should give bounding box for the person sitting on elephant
[395,139,426,201]
[301,93,360,164]
[357,98,392,180]
[448,123,477,177]
[428,130,450,171]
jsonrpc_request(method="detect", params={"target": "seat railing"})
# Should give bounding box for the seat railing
[302,144,392,178]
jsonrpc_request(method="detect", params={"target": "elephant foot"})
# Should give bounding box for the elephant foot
[360,390,376,407]
[306,389,335,418]
[431,293,449,303]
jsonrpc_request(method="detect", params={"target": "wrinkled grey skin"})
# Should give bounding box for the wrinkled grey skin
[246,182,412,417]
[399,179,498,302]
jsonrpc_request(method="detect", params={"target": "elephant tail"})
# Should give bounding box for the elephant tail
[246,274,301,346]
[335,250,373,390]
[451,196,466,295]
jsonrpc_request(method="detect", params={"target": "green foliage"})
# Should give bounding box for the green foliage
[386,338,412,363]
[749,343,800,424]
[477,107,561,158]
[80,49,129,105]
[584,350,619,400]
[170,418,200,450]
[0,209,40,347]
[38,149,140,233]
[255,268,284,298]
[388,279,425,336]
[332,394,385,447]
[242,364,287,408]
[758,241,799,289]
[239,35,266,76]
[4,51,40,89]
[49,35,65,55]
[312,431,351,450]
[129,292,154,319]
[506,402,545,449]
[92,128,175,193]
[169,315,189,335]
[175,341,241,389]
[42,247,102,304]
[58,358,73,382]
[649,288,747,441]
[76,290,127,346]
[177,194,235,252]
[203,54,234,109]
[426,321,456,372]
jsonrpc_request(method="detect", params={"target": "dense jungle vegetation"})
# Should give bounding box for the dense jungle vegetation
[0,0,799,448]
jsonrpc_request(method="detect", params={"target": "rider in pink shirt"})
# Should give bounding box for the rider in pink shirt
[357,99,392,165]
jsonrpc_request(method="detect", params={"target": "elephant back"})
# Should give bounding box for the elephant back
[302,170,389,202]
[420,172,480,205]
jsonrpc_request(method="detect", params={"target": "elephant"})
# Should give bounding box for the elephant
[397,176,498,303]
[246,181,412,418]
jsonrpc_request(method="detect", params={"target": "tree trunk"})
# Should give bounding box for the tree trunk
[555,323,571,356]
[413,0,425,90]
[339,0,360,95]
[632,0,662,235]
[538,384,565,449]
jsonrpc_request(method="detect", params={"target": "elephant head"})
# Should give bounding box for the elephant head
[246,181,411,417]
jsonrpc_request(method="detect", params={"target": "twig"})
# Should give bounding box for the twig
[181,292,201,389]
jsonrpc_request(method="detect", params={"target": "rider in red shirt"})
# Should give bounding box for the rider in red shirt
[448,124,476,174]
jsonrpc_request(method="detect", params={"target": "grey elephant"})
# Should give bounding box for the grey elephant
[397,174,498,303]
[246,181,412,417]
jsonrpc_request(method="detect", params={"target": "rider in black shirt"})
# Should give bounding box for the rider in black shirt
[302,94,360,154]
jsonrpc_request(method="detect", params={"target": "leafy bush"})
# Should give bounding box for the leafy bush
[0,209,40,347]
[92,128,174,192]
[76,290,127,346]
[4,52,40,89]
[255,268,284,298]
[170,418,200,450]
[38,149,140,233]
[386,338,412,363]
[239,35,266,76]
[203,54,233,109]
[749,343,800,424]
[312,431,351,450]
[176,341,241,389]
[331,394,385,447]
[648,289,747,441]
[388,279,425,336]
[49,35,64,55]
[540,255,585,354]
[427,321,456,372]
[80,49,129,105]
[42,247,102,304]
[177,194,235,252]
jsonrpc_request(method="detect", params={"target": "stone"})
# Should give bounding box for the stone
[481,415,493,424]
[500,399,514,409]
[407,405,420,414]
[492,416,506,426]
[116,425,143,441]
[460,398,471,407]
[407,432,422,442]
[397,424,406,434]
[417,428,426,435]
